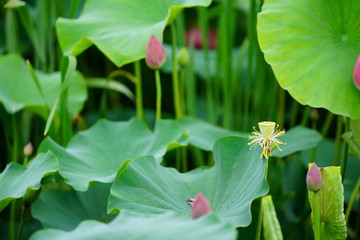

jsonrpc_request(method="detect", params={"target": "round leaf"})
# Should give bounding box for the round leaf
[38,118,188,191]
[257,0,360,118]
[108,136,269,227]
[30,211,237,240]
[0,54,87,118]
[0,152,58,211]
[32,183,113,231]
[56,0,212,67]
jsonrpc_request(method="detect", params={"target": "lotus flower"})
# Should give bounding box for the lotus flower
[185,27,217,49]
[353,54,360,90]
[145,35,166,69]
[189,192,211,219]
[306,163,323,192]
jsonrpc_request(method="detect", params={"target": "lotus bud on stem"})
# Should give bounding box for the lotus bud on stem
[23,142,33,166]
[306,163,323,192]
[306,163,323,240]
[188,192,211,219]
[146,35,166,70]
[145,35,166,119]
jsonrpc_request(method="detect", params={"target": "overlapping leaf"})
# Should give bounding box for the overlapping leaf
[0,54,87,118]
[32,183,113,231]
[38,118,188,191]
[308,166,347,239]
[258,0,360,118]
[272,126,322,157]
[56,0,212,67]
[30,211,237,240]
[0,152,58,211]
[177,117,247,151]
[108,136,269,227]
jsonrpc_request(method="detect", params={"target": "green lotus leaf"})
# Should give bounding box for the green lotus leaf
[108,136,269,227]
[308,166,347,239]
[177,117,247,151]
[38,118,188,191]
[272,126,322,157]
[0,54,87,118]
[30,211,236,240]
[257,0,360,118]
[0,152,58,211]
[56,0,212,67]
[31,183,113,231]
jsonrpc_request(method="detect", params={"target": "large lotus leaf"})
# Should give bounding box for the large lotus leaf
[272,126,322,157]
[257,0,360,118]
[56,0,212,67]
[32,183,113,231]
[38,118,188,191]
[30,211,237,240]
[108,136,269,228]
[0,152,58,211]
[177,117,247,151]
[0,54,87,118]
[308,166,347,239]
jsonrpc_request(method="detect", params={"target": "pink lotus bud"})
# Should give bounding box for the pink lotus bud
[145,35,166,69]
[185,27,217,49]
[23,142,33,157]
[191,192,211,219]
[306,163,323,192]
[354,54,360,90]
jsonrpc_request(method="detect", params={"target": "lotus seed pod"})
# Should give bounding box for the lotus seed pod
[306,163,323,192]
[258,121,276,138]
[145,35,167,70]
[353,54,360,90]
[23,142,33,157]
[191,192,211,219]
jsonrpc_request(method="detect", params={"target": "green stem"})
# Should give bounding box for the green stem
[155,69,162,120]
[181,148,187,173]
[255,203,263,240]
[16,205,26,240]
[333,116,343,166]
[134,61,144,120]
[320,112,334,137]
[171,23,183,118]
[198,7,214,123]
[23,156,29,166]
[8,200,16,240]
[289,101,299,128]
[5,8,18,53]
[277,87,286,128]
[300,106,311,126]
[345,176,360,224]
[312,192,321,240]
[340,117,350,179]
[255,158,269,239]
[11,115,19,164]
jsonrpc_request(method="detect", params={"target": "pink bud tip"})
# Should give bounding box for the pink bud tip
[306,163,323,192]
[145,35,166,69]
[23,142,33,157]
[354,55,360,90]
[191,192,211,219]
